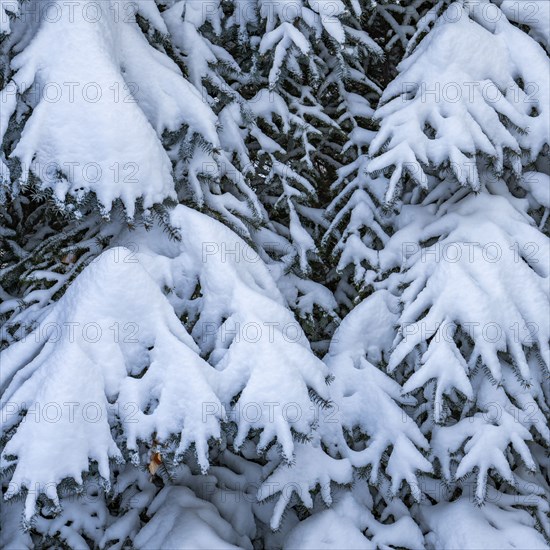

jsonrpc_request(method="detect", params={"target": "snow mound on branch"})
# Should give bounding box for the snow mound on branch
[134,486,251,550]
[384,190,549,501]
[388,192,549,382]
[0,0,218,216]
[0,247,222,519]
[369,2,550,200]
[284,508,373,550]
[258,442,353,530]
[138,205,331,461]
[325,290,432,496]
[283,488,424,550]
[1,205,330,522]
[419,494,548,550]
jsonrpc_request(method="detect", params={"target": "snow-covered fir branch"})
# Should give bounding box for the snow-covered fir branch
[0,0,548,548]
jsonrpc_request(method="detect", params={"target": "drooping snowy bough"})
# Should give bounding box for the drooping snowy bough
[1,0,549,548]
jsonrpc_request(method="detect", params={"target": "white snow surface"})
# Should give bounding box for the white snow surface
[369,2,550,200]
[0,0,219,216]
[0,205,329,519]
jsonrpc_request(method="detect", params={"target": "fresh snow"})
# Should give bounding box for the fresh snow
[1,0,549,548]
